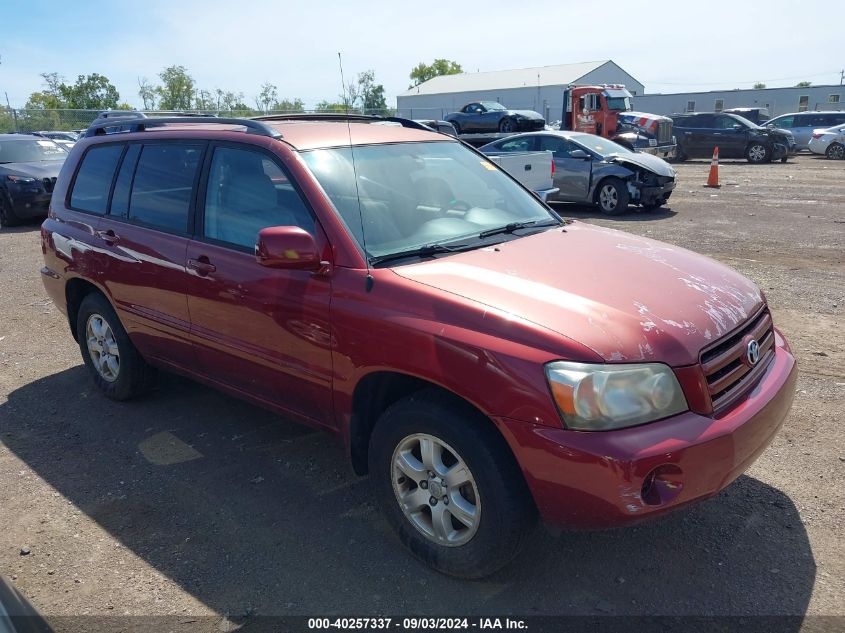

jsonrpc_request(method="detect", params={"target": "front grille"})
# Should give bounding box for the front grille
[700,307,775,414]
[42,177,57,193]
[657,121,672,144]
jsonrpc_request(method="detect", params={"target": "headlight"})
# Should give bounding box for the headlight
[5,175,37,184]
[545,361,688,431]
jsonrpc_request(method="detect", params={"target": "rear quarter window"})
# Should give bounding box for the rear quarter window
[128,143,204,233]
[69,144,124,215]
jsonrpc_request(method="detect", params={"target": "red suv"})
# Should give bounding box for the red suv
[40,115,797,578]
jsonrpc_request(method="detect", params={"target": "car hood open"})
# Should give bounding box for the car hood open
[605,151,675,177]
[392,223,763,366]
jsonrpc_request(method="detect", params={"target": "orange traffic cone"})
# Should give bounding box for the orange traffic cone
[705,147,721,188]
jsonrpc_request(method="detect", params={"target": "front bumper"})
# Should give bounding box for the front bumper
[7,190,51,219]
[637,180,676,206]
[517,119,546,132]
[638,143,676,159]
[496,334,796,529]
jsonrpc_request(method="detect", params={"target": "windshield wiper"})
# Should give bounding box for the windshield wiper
[478,219,560,239]
[369,242,478,266]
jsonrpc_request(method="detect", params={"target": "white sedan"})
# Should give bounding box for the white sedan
[808,123,845,159]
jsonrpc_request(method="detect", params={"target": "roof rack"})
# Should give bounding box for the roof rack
[85,116,282,139]
[251,112,431,131]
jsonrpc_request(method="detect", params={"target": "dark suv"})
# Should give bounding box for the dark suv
[0,134,67,227]
[671,112,796,163]
[40,115,796,578]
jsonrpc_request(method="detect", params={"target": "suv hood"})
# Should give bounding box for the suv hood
[619,111,673,125]
[605,152,675,177]
[393,223,763,366]
[0,161,64,179]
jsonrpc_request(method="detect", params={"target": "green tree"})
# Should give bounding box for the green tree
[138,77,157,110]
[215,89,250,113]
[795,81,812,88]
[753,82,766,89]
[409,59,463,88]
[315,100,346,113]
[349,70,387,114]
[156,65,195,110]
[255,82,278,113]
[273,97,304,112]
[59,73,120,109]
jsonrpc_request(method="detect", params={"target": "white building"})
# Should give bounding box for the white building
[633,85,844,118]
[396,60,643,121]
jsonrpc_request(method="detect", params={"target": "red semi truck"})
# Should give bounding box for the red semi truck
[561,85,676,158]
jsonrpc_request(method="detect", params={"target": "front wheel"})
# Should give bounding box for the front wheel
[826,143,845,160]
[746,142,770,163]
[369,391,535,579]
[596,178,630,215]
[499,117,517,133]
[76,293,156,400]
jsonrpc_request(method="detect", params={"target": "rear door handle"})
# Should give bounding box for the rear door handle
[187,257,216,276]
[95,229,120,245]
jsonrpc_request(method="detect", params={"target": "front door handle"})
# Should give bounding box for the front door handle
[187,257,216,276]
[95,229,120,245]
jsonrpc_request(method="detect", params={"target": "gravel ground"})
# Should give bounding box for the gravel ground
[0,153,842,630]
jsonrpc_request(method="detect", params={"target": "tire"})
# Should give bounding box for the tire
[0,196,22,228]
[76,292,156,400]
[746,142,770,164]
[671,146,687,163]
[368,390,535,579]
[825,143,845,160]
[781,156,788,163]
[499,117,517,133]
[595,177,630,215]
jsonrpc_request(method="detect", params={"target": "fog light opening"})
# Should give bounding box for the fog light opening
[641,464,684,506]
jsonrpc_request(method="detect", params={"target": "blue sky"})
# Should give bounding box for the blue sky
[1,0,839,109]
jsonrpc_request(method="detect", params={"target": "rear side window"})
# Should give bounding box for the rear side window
[128,143,203,233]
[771,115,794,128]
[70,145,123,215]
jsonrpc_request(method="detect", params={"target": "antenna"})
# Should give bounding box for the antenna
[338,52,373,290]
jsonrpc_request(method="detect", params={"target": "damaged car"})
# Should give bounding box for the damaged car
[481,131,675,214]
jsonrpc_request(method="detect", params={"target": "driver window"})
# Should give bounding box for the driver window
[538,136,575,157]
[499,137,537,152]
[715,116,741,129]
[204,146,315,250]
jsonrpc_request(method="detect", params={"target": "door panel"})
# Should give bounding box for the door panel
[538,136,591,201]
[186,144,334,426]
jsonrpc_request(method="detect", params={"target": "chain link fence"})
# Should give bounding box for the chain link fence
[0,108,398,134]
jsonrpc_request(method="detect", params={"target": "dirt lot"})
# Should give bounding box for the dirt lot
[0,154,843,630]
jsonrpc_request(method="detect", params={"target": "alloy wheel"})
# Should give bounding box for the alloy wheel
[599,184,618,211]
[748,144,766,162]
[391,433,481,547]
[828,144,844,160]
[86,313,120,382]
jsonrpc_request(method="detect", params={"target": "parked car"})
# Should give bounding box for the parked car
[765,111,845,151]
[0,134,67,227]
[671,112,795,163]
[807,122,845,159]
[41,114,796,578]
[481,131,676,213]
[31,131,76,150]
[445,102,545,134]
[722,107,770,125]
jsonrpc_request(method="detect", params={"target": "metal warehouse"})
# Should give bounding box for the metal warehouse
[396,60,643,122]
[634,84,844,118]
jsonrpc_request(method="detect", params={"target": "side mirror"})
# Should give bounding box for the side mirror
[569,149,591,159]
[255,226,322,270]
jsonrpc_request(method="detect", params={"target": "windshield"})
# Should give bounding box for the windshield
[570,134,633,156]
[301,141,556,260]
[0,139,67,164]
[481,102,507,111]
[605,97,632,111]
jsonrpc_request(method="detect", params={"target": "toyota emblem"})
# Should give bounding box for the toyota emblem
[746,339,760,366]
